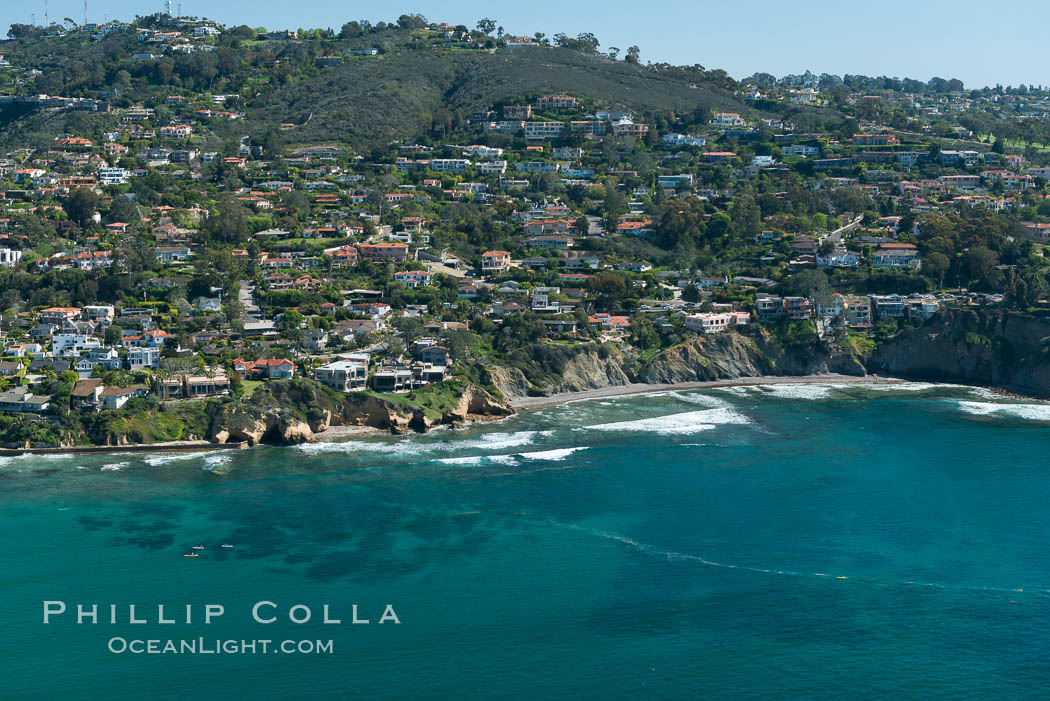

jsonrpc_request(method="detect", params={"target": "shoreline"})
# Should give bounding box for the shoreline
[0,440,247,458]
[506,373,906,410]
[0,374,1028,457]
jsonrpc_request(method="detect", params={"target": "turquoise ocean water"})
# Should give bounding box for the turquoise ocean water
[4,382,1050,699]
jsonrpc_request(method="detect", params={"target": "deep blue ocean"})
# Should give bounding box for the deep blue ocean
[4,382,1050,699]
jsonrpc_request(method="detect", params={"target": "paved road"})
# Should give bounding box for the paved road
[825,215,863,245]
[238,280,259,315]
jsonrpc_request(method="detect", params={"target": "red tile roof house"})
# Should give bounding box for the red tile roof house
[233,358,296,379]
[588,314,631,330]
[260,256,294,269]
[122,329,170,348]
[481,250,511,272]
[328,246,359,266]
[358,243,409,262]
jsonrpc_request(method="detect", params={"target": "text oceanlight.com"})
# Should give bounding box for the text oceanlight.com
[108,638,335,655]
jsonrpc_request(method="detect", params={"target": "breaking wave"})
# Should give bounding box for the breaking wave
[957,401,1050,422]
[437,446,588,467]
[0,453,75,467]
[299,430,553,457]
[143,453,193,466]
[517,447,587,461]
[201,454,232,471]
[581,407,750,435]
[437,455,520,466]
[861,382,942,392]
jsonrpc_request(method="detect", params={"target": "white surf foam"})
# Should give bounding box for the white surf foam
[667,392,729,407]
[758,384,844,400]
[0,453,75,467]
[967,386,1009,401]
[297,439,409,456]
[459,430,551,451]
[437,454,519,466]
[201,454,232,470]
[517,447,587,461]
[582,407,750,435]
[144,453,192,466]
[100,462,127,472]
[862,382,941,392]
[715,383,855,400]
[957,401,1050,422]
[299,430,552,457]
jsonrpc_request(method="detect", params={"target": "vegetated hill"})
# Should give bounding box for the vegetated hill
[0,21,840,150]
[248,46,749,148]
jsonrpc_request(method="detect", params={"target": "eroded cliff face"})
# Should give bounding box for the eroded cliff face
[483,329,866,397]
[640,327,865,384]
[209,382,514,442]
[550,347,635,392]
[209,406,316,446]
[870,310,1050,395]
[480,364,532,398]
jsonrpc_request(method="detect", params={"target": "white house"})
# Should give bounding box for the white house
[128,347,160,370]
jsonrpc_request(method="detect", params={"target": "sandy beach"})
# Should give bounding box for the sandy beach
[507,373,906,409]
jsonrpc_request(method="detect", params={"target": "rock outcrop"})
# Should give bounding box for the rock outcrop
[639,326,865,384]
[871,310,1050,395]
[441,384,515,426]
[550,347,635,392]
[210,408,315,446]
[480,364,533,398]
[209,381,514,442]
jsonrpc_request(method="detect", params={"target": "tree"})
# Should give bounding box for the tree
[575,216,590,237]
[681,284,701,303]
[397,14,427,29]
[965,245,999,283]
[625,46,641,64]
[782,269,831,300]
[631,315,659,349]
[104,326,124,345]
[65,188,99,229]
[339,21,362,38]
[476,18,496,35]
[923,252,950,286]
[588,271,628,307]
[8,24,41,40]
[278,310,304,348]
[107,196,141,225]
[385,336,405,360]
[203,195,251,244]
[259,127,285,157]
[576,32,599,51]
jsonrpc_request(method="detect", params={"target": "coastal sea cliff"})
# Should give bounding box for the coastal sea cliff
[872,310,1050,396]
[28,310,1050,452]
[486,325,866,400]
[206,380,514,446]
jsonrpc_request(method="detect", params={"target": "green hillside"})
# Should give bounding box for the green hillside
[250,46,747,147]
[0,20,760,150]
